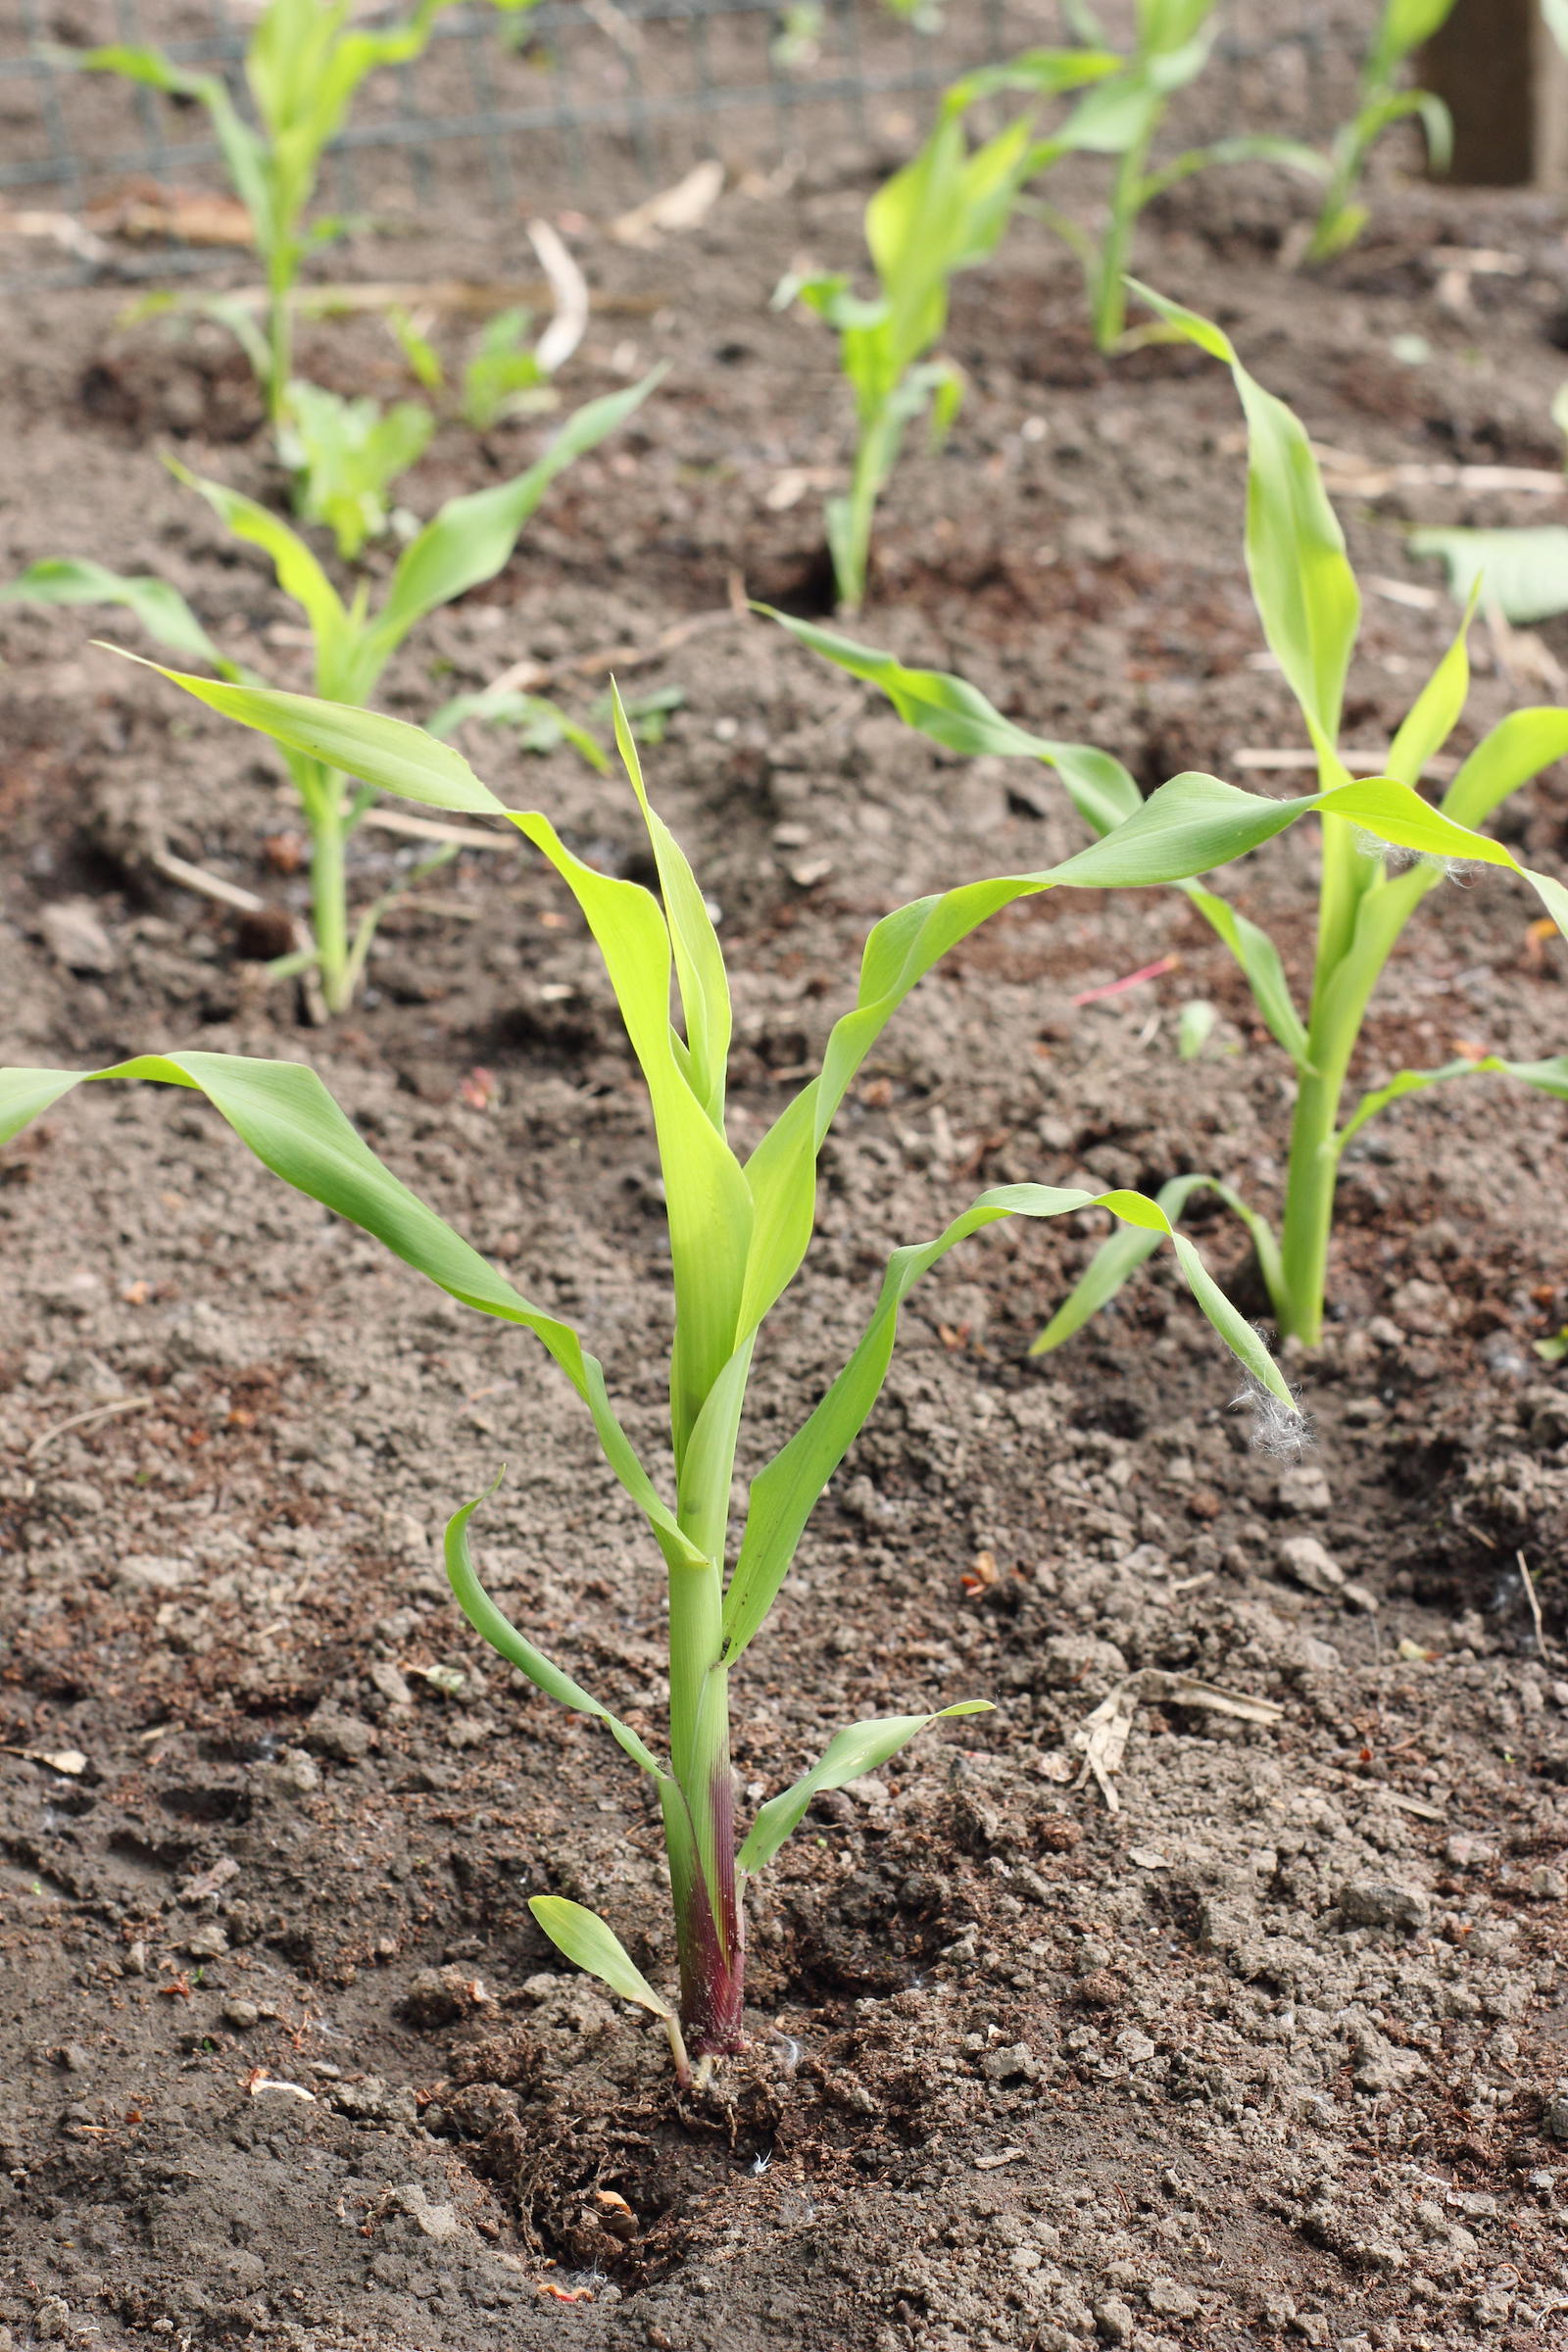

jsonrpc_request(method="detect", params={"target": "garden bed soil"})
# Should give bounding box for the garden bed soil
[3,126,1568,2352]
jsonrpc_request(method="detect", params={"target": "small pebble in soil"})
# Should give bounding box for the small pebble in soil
[1338,1877,1431,1934]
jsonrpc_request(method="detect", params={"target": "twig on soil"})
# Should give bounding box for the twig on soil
[1311,442,1563,500]
[358,808,510,851]
[528,220,588,375]
[1517,1549,1550,1661]
[25,1393,154,1462]
[1232,746,1459,781]
[0,1744,87,1776]
[151,849,269,915]
[480,603,741,704]
[1071,1673,1285,1810]
[140,276,667,321]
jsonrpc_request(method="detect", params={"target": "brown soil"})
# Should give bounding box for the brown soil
[3,99,1568,2352]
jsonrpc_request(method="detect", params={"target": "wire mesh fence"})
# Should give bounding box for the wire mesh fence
[0,1,1373,288]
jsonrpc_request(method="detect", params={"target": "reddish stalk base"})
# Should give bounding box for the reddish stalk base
[677,1774,747,2057]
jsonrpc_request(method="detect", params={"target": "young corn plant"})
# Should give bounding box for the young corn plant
[773,80,1097,612]
[0,375,656,1013]
[763,288,1568,1352]
[54,0,514,428]
[0,670,1307,2074]
[949,4,1324,353]
[1306,0,1456,263]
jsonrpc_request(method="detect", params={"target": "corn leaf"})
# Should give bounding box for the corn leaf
[364,373,662,672]
[527,1897,674,2020]
[760,609,1143,836]
[1141,134,1329,202]
[1442,709,1568,833]
[1,562,239,679]
[116,659,751,1479]
[612,682,731,1130]
[1384,589,1477,788]
[1130,283,1359,760]
[0,1054,701,1576]
[446,1480,666,1779]
[1182,886,1308,1064]
[1409,526,1568,627]
[107,656,501,813]
[943,46,1121,114]
[737,1702,992,1872]
[722,1181,1297,1667]
[1338,1053,1568,1154]
[61,45,271,234]
[1031,1170,1284,1355]
[169,462,352,683]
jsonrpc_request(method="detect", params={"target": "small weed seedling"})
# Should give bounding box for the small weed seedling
[0,674,1305,2074]
[950,4,1323,353]
[277,378,436,561]
[766,289,1568,1350]
[388,294,570,437]
[773,81,1094,611]
[1,375,656,1012]
[1306,0,1455,263]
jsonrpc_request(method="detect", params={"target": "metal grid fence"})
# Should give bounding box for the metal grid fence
[0,1,1372,286]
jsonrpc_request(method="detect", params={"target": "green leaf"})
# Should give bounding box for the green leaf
[1129,284,1359,760]
[1384,589,1476,786]
[1178,999,1219,1059]
[108,657,502,814]
[943,46,1121,115]
[426,686,607,771]
[760,609,1142,837]
[1409,526,1568,626]
[1182,884,1308,1064]
[1337,1053,1568,1155]
[1442,708,1568,833]
[0,1053,702,1579]
[168,461,351,682]
[526,1896,674,2020]
[59,45,272,237]
[445,1479,666,1779]
[738,1702,993,1872]
[0,561,238,679]
[278,381,435,562]
[1536,1324,1568,1364]
[612,682,732,1130]
[722,1181,1297,1667]
[94,662,755,1479]
[1030,1171,1284,1354]
[1375,0,1458,71]
[1141,134,1330,201]
[364,372,662,678]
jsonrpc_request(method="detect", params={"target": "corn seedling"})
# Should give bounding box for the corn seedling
[56,0,538,430]
[949,5,1324,353]
[388,272,578,438]
[764,288,1568,1351]
[1,375,656,1013]
[0,668,1307,2072]
[58,0,451,426]
[277,380,435,561]
[773,79,1102,612]
[1306,0,1455,263]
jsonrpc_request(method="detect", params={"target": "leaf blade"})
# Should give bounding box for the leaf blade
[738,1703,993,1873]
[527,1897,674,2020]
